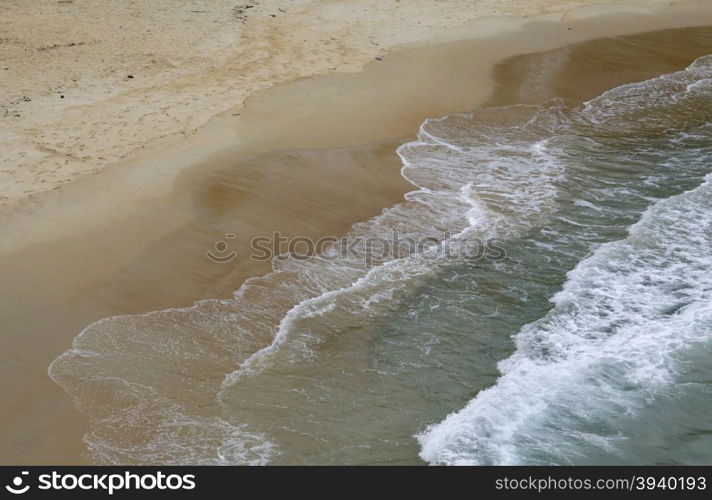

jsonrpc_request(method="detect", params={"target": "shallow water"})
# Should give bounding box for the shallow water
[50,37,712,464]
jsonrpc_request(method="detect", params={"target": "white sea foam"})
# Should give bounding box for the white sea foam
[418,56,712,466]
[419,174,712,464]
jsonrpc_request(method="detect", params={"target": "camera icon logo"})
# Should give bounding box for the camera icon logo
[5,471,30,495]
[206,234,237,263]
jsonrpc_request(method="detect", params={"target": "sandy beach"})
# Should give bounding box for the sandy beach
[0,0,694,209]
[2,0,712,464]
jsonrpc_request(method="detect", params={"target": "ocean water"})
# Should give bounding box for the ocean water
[50,55,712,465]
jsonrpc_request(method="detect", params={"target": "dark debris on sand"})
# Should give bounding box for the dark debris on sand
[232,2,258,23]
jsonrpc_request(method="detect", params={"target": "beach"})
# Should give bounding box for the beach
[0,0,695,209]
[1,0,712,464]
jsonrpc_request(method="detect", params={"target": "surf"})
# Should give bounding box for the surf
[49,55,712,465]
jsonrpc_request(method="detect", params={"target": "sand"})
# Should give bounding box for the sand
[0,0,689,207]
[1,0,712,464]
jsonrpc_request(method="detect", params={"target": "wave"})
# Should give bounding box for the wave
[418,56,712,465]
[49,55,712,464]
[418,174,712,465]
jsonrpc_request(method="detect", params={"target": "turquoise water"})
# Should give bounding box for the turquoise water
[50,55,712,465]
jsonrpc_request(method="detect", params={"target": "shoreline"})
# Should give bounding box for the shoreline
[1,1,712,464]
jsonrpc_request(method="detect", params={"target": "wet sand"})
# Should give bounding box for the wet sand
[2,2,712,464]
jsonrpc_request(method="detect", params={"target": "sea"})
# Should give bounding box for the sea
[50,53,712,465]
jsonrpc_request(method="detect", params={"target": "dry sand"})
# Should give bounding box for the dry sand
[1,0,712,464]
[0,0,689,207]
